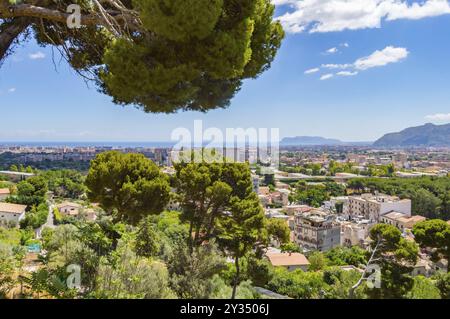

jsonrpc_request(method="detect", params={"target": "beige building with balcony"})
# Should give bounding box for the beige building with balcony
[347,193,411,222]
[294,209,341,252]
[380,212,426,231]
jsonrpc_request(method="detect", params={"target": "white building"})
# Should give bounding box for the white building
[57,202,82,217]
[0,188,10,201]
[339,219,374,247]
[380,212,426,231]
[347,193,411,222]
[0,202,27,226]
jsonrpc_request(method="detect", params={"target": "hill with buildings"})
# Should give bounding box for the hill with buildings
[374,123,450,147]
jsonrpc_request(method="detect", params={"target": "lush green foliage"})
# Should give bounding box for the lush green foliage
[325,246,368,267]
[19,203,49,229]
[413,219,450,266]
[86,151,171,224]
[266,218,291,245]
[406,276,441,299]
[290,181,346,208]
[434,272,450,299]
[41,170,86,199]
[175,160,267,298]
[0,152,91,171]
[135,216,161,258]
[267,266,364,299]
[367,224,419,299]
[308,251,327,271]
[7,176,47,207]
[0,244,21,298]
[93,238,175,299]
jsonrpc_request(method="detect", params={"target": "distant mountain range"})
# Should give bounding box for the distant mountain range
[280,123,450,147]
[374,123,450,147]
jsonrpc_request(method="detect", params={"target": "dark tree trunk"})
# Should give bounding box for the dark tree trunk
[231,256,240,299]
[0,18,30,64]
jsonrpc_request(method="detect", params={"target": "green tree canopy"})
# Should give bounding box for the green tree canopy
[135,216,161,258]
[413,219,450,268]
[0,0,284,113]
[406,276,441,299]
[175,161,256,247]
[367,224,419,299]
[434,271,450,299]
[216,193,266,298]
[8,175,48,207]
[86,151,171,224]
[325,246,368,267]
[266,218,290,245]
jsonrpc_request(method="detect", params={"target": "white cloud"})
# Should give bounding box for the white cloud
[326,47,338,54]
[29,51,46,60]
[323,46,408,71]
[354,46,409,70]
[310,46,408,80]
[8,88,16,93]
[341,42,350,48]
[322,63,353,69]
[425,113,450,122]
[320,74,334,80]
[274,0,450,33]
[336,71,358,76]
[304,67,320,74]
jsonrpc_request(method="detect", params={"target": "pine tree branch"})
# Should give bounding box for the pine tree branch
[0,17,30,64]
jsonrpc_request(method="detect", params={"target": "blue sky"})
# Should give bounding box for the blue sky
[1,0,450,142]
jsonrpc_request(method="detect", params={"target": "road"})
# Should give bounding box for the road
[44,203,55,229]
[35,202,55,239]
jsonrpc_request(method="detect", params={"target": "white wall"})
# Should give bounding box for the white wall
[0,211,25,225]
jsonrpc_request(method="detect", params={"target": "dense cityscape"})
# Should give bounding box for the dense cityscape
[1,143,449,300]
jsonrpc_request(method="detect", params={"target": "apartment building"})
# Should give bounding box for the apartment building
[347,193,411,222]
[380,212,426,231]
[294,209,341,252]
